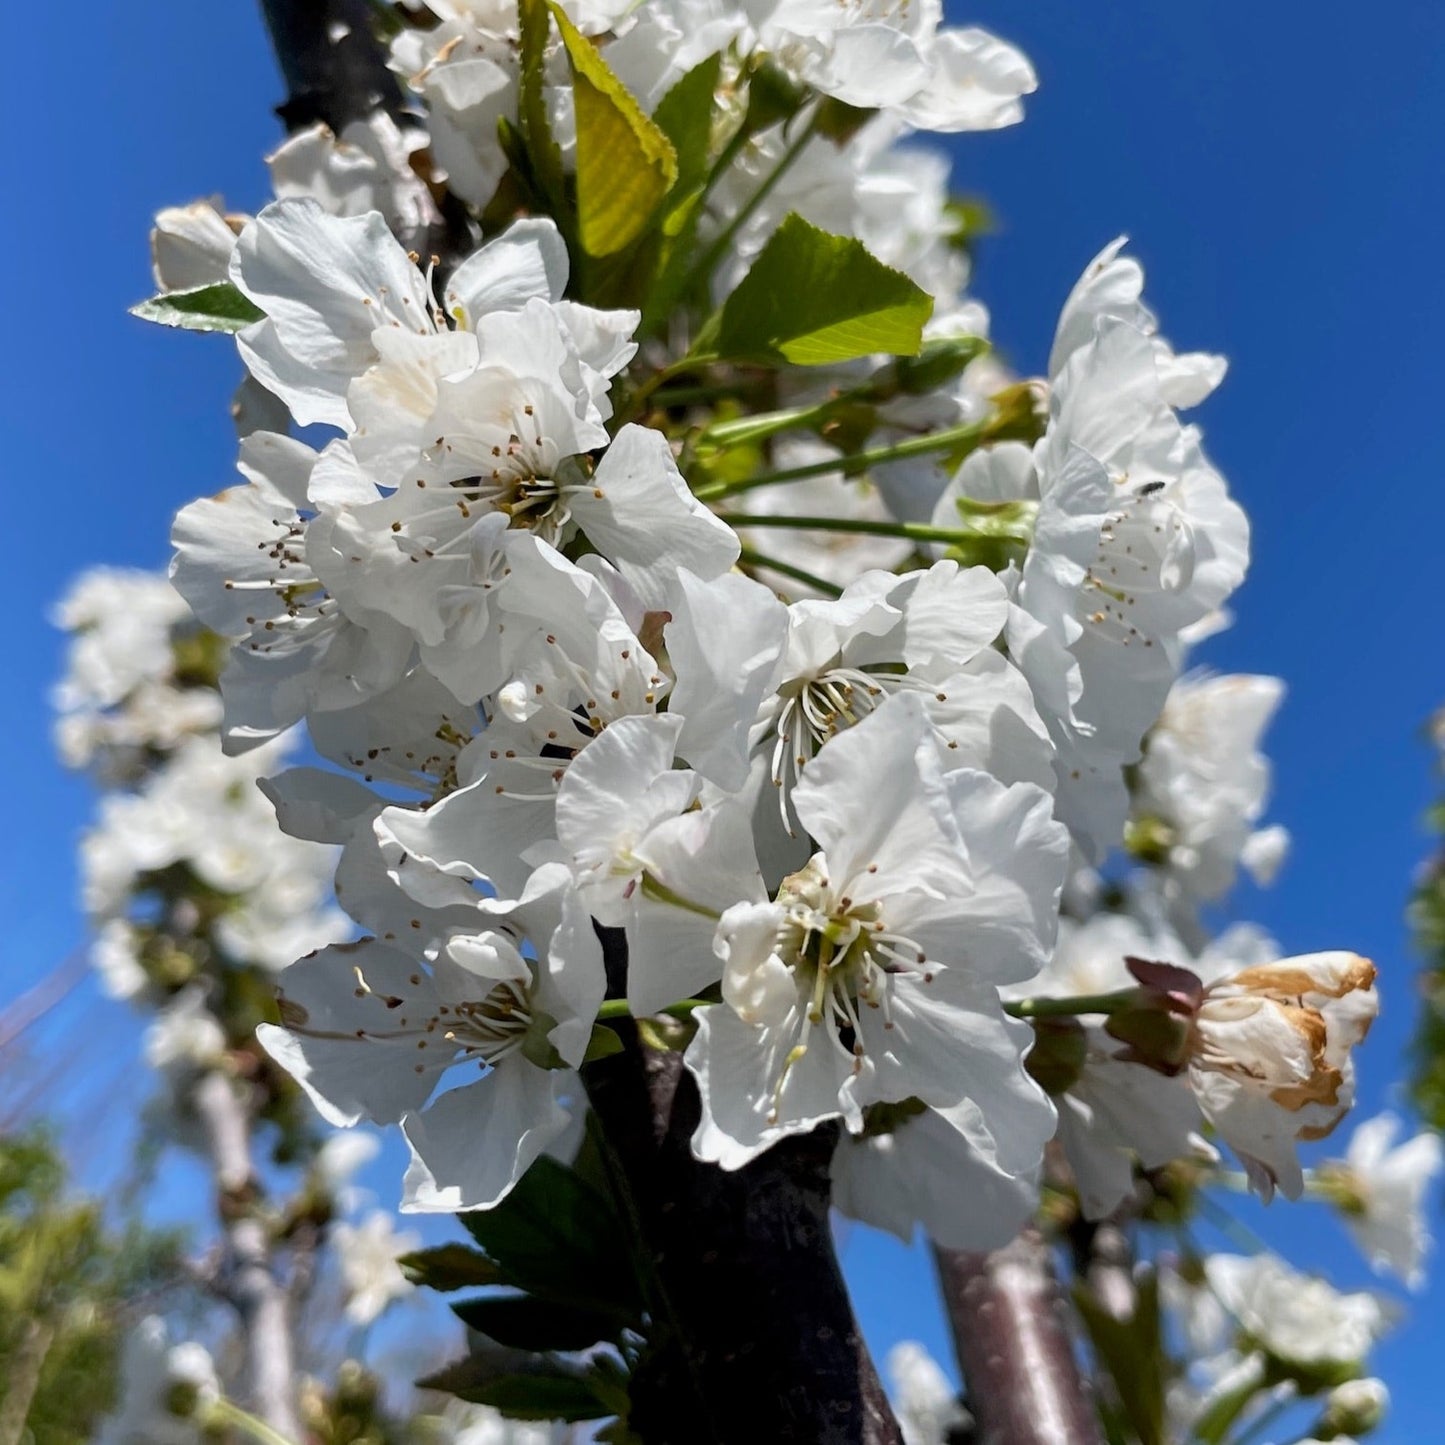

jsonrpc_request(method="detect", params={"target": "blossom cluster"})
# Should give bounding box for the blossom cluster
[132,0,1407,1260]
[68,0,1445,1435]
[54,569,348,1093]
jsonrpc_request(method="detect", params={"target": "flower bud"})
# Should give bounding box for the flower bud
[1023,1016,1088,1095]
[885,335,991,397]
[1321,1376,1389,1435]
[744,59,808,131]
[1102,957,1204,1075]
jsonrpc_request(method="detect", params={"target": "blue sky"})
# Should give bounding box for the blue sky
[3,1,1442,1438]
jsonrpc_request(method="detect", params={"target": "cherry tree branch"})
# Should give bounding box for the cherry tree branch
[256,0,409,133]
[1073,1220,1136,1324]
[192,1069,300,1442]
[932,1230,1103,1445]
[583,931,901,1445]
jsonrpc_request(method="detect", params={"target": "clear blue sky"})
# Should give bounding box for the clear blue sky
[3,2,1441,1438]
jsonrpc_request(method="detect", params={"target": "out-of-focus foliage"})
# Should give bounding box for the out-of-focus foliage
[1410,714,1445,1129]
[0,1129,184,1444]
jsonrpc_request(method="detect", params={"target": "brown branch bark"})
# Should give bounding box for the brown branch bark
[193,1069,300,1441]
[932,1229,1102,1445]
[583,931,901,1445]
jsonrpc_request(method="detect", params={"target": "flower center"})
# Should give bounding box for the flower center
[1078,483,1196,647]
[282,964,534,1074]
[761,665,887,826]
[762,859,933,1119]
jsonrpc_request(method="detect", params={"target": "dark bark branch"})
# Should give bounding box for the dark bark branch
[257,0,410,134]
[1071,1221,1135,1325]
[933,1230,1102,1445]
[583,931,901,1445]
[256,0,478,273]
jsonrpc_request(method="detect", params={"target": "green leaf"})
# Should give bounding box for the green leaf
[453,1292,620,1351]
[582,1022,625,1063]
[714,214,933,366]
[630,54,725,319]
[1071,1272,1167,1445]
[398,1244,507,1292]
[129,283,264,334]
[460,1156,642,1319]
[653,53,721,201]
[517,0,566,211]
[549,3,677,256]
[419,1354,611,1422]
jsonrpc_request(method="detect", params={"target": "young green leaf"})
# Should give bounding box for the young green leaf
[549,2,677,256]
[129,283,264,334]
[518,0,566,213]
[1071,1272,1167,1445]
[452,1293,622,1352]
[714,213,933,366]
[653,53,721,200]
[582,1022,626,1063]
[419,1353,612,1422]
[397,1243,507,1292]
[460,1155,643,1318]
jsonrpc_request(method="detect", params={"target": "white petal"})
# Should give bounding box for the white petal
[401,1066,571,1211]
[257,940,442,1127]
[832,1100,1040,1250]
[665,569,789,792]
[444,216,570,325]
[577,425,740,610]
[259,766,378,843]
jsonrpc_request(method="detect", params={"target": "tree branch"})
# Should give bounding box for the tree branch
[1072,1220,1135,1324]
[583,931,901,1445]
[256,0,409,133]
[255,0,476,271]
[932,1230,1102,1445]
[192,1069,300,1442]
[0,1317,56,1445]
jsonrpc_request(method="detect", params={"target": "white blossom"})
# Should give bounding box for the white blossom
[682,693,1065,1173]
[1325,1112,1442,1289]
[332,1208,422,1324]
[1133,671,1289,905]
[1204,1253,1393,1373]
[258,863,604,1210]
[937,242,1249,859]
[1187,952,1378,1201]
[887,1341,968,1445]
[94,1318,219,1445]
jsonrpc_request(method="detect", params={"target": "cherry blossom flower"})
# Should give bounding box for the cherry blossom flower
[682,692,1066,1171]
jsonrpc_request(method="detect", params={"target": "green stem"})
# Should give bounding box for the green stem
[1227,1393,1293,1445]
[1193,1191,1269,1255]
[680,105,821,304]
[737,546,844,597]
[699,395,850,451]
[1004,990,1137,1020]
[615,353,721,428]
[639,872,721,921]
[696,117,754,213]
[653,382,757,408]
[694,419,988,501]
[598,998,711,1021]
[209,1398,298,1445]
[721,512,984,547]
[602,990,1140,1025]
